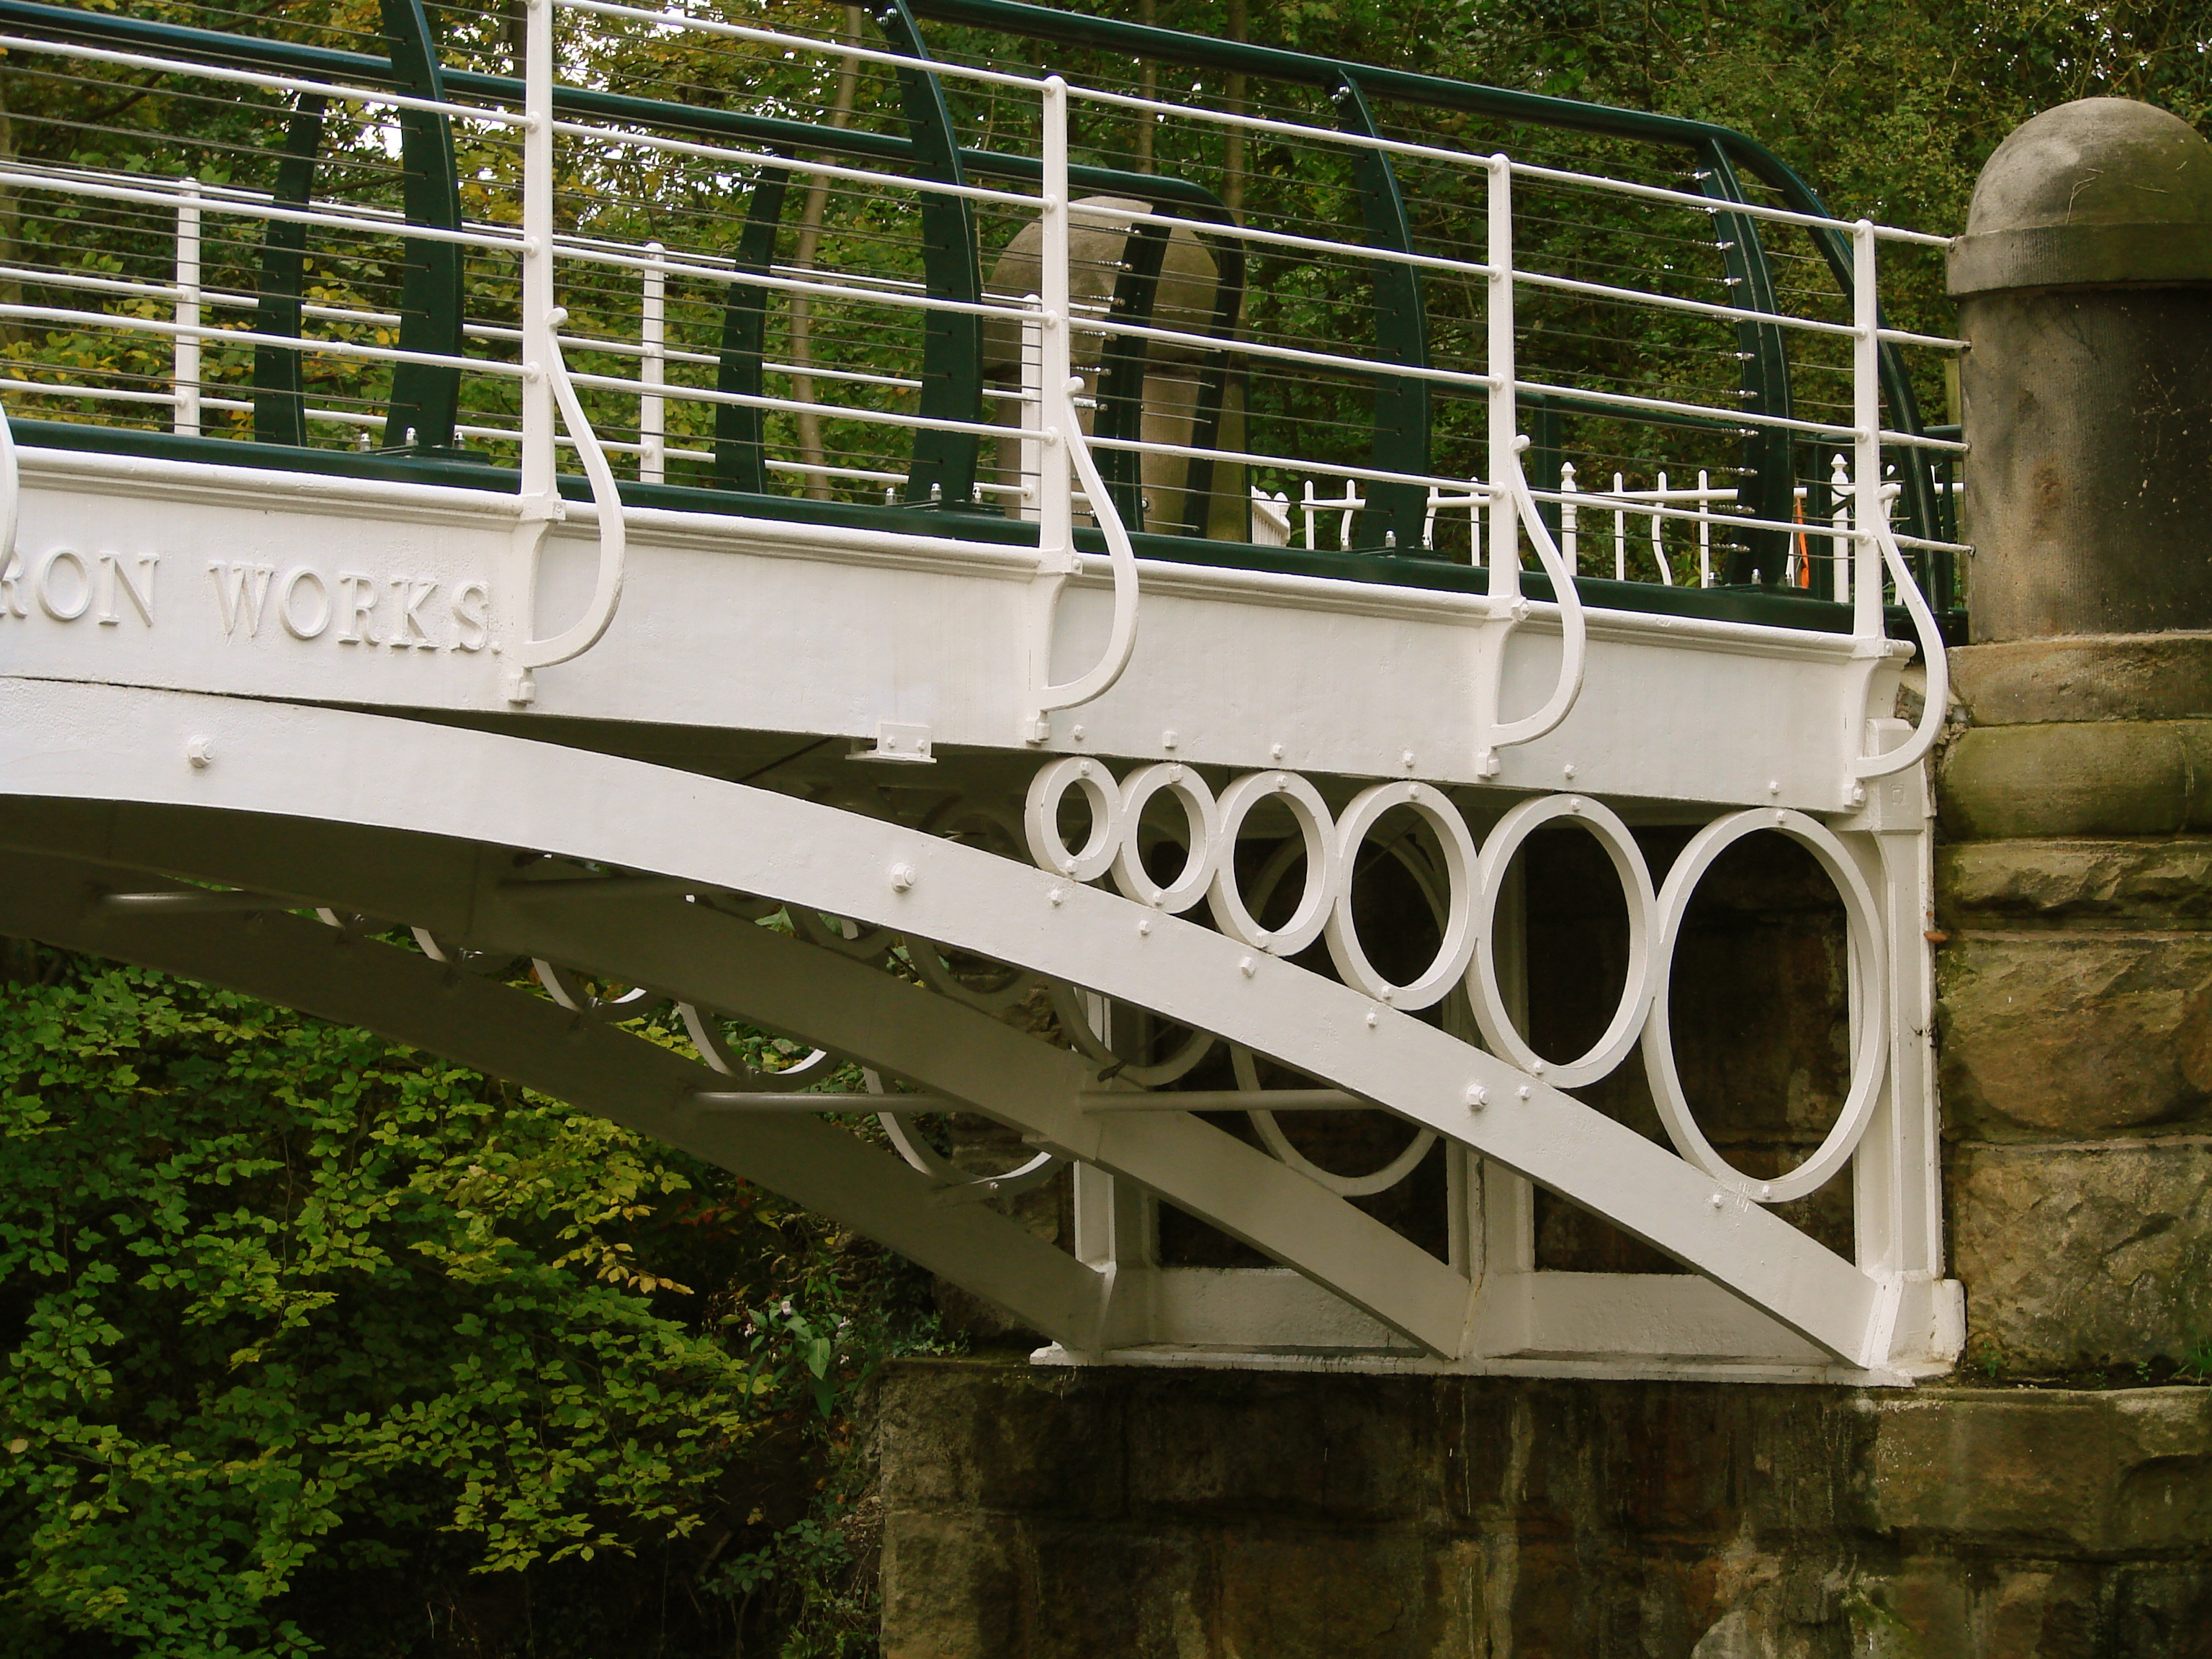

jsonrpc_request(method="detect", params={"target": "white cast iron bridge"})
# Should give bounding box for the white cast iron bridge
[0,0,1970,1381]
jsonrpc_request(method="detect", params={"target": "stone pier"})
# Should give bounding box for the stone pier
[873,94,2212,1657]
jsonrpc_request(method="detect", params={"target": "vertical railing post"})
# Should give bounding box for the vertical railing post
[1036,76,1074,570]
[1485,154,1518,600]
[519,0,554,501]
[639,241,665,485]
[505,0,558,703]
[174,194,201,437]
[1851,220,1882,639]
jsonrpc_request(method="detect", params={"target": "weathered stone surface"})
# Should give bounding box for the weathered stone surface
[877,1362,2212,1658]
[1950,1142,2212,1367]
[1939,721,2212,840]
[1936,932,2212,1136]
[1950,636,2212,727]
[1938,840,2212,926]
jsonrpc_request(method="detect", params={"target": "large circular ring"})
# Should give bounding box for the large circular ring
[1465,793,1656,1090]
[1024,757,1122,882]
[906,932,1041,1014]
[792,907,901,964]
[534,960,665,1021]
[1323,781,1479,1010]
[1206,770,1337,956]
[1232,1045,1437,1198]
[1049,979,1217,1088]
[1110,763,1220,912]
[679,1002,840,1089]
[1640,809,1888,1203]
[866,1069,1063,1196]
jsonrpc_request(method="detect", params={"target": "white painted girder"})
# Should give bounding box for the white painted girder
[0,796,1475,1357]
[10,449,1907,808]
[0,850,1111,1349]
[0,675,1888,1364]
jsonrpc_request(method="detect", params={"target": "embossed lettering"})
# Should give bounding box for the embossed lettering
[0,555,23,618]
[99,554,158,626]
[208,562,271,639]
[451,581,489,652]
[279,569,331,639]
[35,551,91,621]
[390,575,439,649]
[336,572,378,644]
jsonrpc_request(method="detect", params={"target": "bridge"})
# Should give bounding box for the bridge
[0,0,1969,1382]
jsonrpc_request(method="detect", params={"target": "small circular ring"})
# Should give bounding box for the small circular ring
[1323,781,1479,1010]
[1232,1046,1437,1198]
[1025,757,1121,883]
[1466,793,1656,1089]
[1110,763,1220,912]
[1641,809,1888,1204]
[1206,770,1337,956]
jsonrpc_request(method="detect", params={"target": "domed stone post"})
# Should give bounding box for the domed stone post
[1939,98,2212,1374]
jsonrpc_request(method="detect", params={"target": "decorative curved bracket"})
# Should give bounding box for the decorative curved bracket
[1852,513,1949,781]
[506,310,627,704]
[1473,438,1588,775]
[1025,408,1140,733]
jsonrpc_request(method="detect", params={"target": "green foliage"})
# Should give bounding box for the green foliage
[0,950,944,1657]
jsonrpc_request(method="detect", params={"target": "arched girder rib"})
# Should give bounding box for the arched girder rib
[0,849,1110,1351]
[0,797,1474,1359]
[0,677,1887,1365]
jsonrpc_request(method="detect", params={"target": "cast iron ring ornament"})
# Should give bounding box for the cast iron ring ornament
[1020,758,1892,1206]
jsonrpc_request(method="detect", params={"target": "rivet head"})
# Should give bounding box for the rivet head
[1162,729,1179,750]
[1465,1084,1488,1108]
[1767,780,1781,795]
[1563,763,1577,780]
[1710,1193,1725,1208]
[889,862,917,891]
[1760,1183,1773,1200]
[1238,955,1256,977]
[1269,742,1285,761]
[1850,784,1866,805]
[1048,886,1066,907]
[1076,759,1092,777]
[1773,809,1788,825]
[1070,724,1085,741]
[1403,782,1418,801]
[1365,1008,1380,1028]
[1529,1061,1545,1076]
[185,735,214,770]
[1401,748,1416,769]
[1516,1085,1531,1101]
[1137,917,1152,936]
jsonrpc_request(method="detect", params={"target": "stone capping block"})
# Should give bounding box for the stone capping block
[1949,635,2212,727]
[1938,720,2212,840]
[1938,840,2212,927]
[1948,96,2212,295]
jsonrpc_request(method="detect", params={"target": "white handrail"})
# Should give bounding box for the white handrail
[517,310,627,674]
